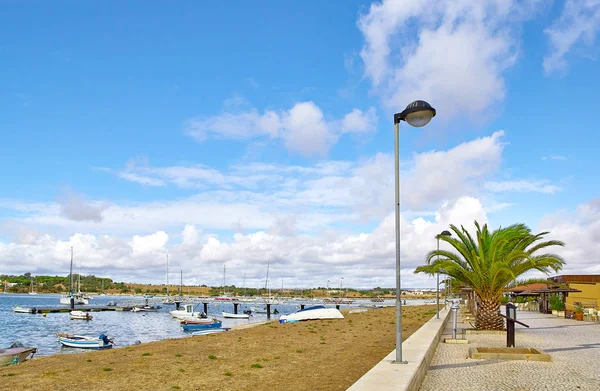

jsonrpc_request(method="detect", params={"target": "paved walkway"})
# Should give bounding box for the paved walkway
[420,309,600,391]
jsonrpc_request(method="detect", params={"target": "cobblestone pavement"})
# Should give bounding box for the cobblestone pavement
[420,309,600,391]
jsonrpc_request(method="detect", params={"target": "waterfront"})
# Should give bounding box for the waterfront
[0,293,432,357]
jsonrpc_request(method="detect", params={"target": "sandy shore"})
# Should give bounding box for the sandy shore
[0,305,436,391]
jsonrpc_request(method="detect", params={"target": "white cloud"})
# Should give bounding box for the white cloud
[184,100,378,156]
[544,0,600,74]
[484,180,561,194]
[358,0,539,120]
[130,231,169,256]
[542,154,568,161]
[341,107,378,133]
[0,197,489,288]
[538,198,600,274]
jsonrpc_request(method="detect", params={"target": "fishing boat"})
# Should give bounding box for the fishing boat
[131,305,159,312]
[57,333,114,349]
[70,310,93,320]
[170,303,204,320]
[222,312,250,319]
[181,320,222,331]
[279,305,344,322]
[191,328,230,336]
[12,306,35,314]
[0,342,37,366]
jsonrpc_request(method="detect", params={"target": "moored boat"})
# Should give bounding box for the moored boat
[0,342,37,366]
[181,320,222,331]
[222,312,250,319]
[70,310,93,320]
[170,303,204,320]
[57,333,114,349]
[279,305,344,322]
[12,306,35,314]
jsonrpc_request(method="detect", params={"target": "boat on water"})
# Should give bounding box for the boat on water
[12,306,35,314]
[132,305,160,312]
[181,320,222,331]
[180,317,215,325]
[279,305,344,322]
[222,312,250,319]
[70,310,93,320]
[57,333,114,349]
[0,342,37,366]
[28,279,38,295]
[170,303,205,320]
[60,247,89,305]
[191,328,230,336]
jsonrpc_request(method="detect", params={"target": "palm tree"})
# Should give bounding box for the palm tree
[415,221,565,330]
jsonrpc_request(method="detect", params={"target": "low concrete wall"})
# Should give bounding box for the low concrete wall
[347,306,451,391]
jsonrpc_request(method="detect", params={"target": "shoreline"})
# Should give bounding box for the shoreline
[1,305,437,391]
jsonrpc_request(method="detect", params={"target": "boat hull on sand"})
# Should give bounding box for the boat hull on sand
[279,305,344,322]
[0,344,37,366]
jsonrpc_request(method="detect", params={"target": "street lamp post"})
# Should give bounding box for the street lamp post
[393,100,436,364]
[436,230,452,319]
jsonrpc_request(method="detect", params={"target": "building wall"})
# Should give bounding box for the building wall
[565,282,600,310]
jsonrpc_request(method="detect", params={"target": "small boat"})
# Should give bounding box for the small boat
[279,305,344,322]
[132,305,160,312]
[181,320,222,331]
[250,306,267,314]
[70,310,93,320]
[191,328,230,336]
[0,342,37,366]
[12,306,35,314]
[222,312,250,319]
[180,318,214,325]
[57,333,114,349]
[170,304,205,320]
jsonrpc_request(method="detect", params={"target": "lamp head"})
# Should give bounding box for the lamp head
[394,100,436,127]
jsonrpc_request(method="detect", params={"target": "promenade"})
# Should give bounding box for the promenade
[420,308,600,391]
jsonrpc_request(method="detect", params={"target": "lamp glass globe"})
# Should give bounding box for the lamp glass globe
[405,110,434,127]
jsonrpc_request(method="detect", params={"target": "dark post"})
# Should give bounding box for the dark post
[506,303,516,347]
[70,297,75,310]
[336,304,340,310]
[175,301,181,310]
[300,304,305,310]
[203,302,208,314]
[266,303,271,318]
[234,302,239,314]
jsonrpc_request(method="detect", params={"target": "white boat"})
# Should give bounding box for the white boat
[70,310,93,320]
[191,328,229,336]
[0,342,37,366]
[28,279,38,295]
[250,306,267,314]
[279,305,344,322]
[12,306,35,314]
[170,304,204,320]
[57,333,114,349]
[222,312,250,319]
[60,247,89,305]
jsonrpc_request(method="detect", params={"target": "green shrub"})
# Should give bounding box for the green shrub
[549,294,565,311]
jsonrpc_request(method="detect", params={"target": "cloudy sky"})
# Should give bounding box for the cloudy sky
[1,1,599,289]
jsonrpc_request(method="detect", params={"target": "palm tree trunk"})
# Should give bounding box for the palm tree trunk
[476,298,504,330]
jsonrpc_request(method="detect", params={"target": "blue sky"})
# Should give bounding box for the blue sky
[1,0,599,288]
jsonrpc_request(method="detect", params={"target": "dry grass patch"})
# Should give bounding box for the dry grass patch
[0,305,436,391]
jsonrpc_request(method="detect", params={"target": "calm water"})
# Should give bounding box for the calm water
[0,294,430,357]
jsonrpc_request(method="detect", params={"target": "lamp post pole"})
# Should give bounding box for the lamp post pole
[435,230,452,318]
[393,119,404,363]
[436,236,440,319]
[392,100,436,364]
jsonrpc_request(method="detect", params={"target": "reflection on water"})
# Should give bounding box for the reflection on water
[0,294,430,357]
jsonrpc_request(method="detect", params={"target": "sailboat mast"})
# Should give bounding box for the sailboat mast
[264,260,270,297]
[243,273,246,297]
[69,246,74,294]
[166,254,169,297]
[222,264,226,296]
[78,257,81,293]
[179,269,183,296]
